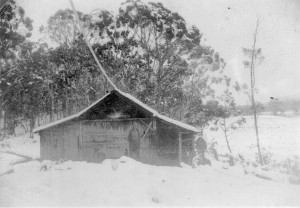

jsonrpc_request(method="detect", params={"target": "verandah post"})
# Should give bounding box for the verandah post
[179,131,182,166]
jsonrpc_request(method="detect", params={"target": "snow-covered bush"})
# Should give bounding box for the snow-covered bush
[255,147,273,166]
[192,136,211,167]
[282,156,300,185]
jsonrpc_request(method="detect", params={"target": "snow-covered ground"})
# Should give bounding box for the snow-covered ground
[1,155,300,206]
[0,116,300,206]
[205,115,300,162]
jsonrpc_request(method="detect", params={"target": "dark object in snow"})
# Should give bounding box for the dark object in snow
[196,137,207,152]
[152,197,160,203]
[255,173,272,181]
[193,153,211,167]
[202,157,211,166]
[40,164,51,171]
[270,97,279,101]
[229,155,234,166]
[193,137,211,167]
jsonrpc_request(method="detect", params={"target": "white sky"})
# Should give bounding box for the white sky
[17,0,300,105]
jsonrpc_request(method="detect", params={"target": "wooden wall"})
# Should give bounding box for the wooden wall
[40,121,81,161]
[40,118,160,163]
[39,118,195,165]
[80,119,153,162]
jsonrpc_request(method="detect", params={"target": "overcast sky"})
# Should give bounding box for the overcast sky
[17,0,300,105]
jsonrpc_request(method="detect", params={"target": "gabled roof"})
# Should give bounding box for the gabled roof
[33,89,199,133]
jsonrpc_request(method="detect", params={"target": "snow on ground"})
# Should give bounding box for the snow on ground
[1,156,300,206]
[0,134,40,159]
[0,134,39,177]
[1,116,300,206]
[204,115,300,162]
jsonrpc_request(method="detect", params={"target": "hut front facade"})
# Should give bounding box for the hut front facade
[34,90,200,166]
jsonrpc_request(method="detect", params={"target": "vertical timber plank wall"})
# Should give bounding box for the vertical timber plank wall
[40,122,81,161]
[81,119,150,162]
[79,119,160,163]
[179,132,182,165]
[68,122,80,161]
[78,122,83,160]
[40,131,48,159]
[63,124,71,159]
[40,118,188,166]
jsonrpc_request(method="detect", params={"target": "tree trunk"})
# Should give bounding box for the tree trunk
[224,133,232,154]
[29,116,35,138]
[50,99,54,122]
[49,87,54,122]
[223,118,232,154]
[155,63,163,111]
[37,114,40,127]
[252,93,263,165]
[0,95,3,130]
[6,116,16,136]
[249,19,264,166]
[0,96,4,138]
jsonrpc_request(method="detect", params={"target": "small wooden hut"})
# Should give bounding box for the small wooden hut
[33,89,200,166]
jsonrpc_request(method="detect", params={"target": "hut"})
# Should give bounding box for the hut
[33,89,200,166]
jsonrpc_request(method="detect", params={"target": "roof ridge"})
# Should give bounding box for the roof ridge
[33,90,199,133]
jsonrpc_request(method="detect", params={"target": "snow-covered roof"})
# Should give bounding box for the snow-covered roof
[33,89,199,133]
[33,93,111,133]
[156,114,199,133]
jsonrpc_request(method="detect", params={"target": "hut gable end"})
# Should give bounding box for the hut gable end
[33,89,199,133]
[80,91,152,120]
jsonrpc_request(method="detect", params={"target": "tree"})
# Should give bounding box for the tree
[181,50,226,126]
[61,0,225,122]
[1,41,49,137]
[212,89,246,157]
[0,0,32,59]
[101,0,211,112]
[121,0,197,111]
[47,36,111,117]
[0,0,32,135]
[42,9,114,118]
[41,9,91,47]
[242,19,265,165]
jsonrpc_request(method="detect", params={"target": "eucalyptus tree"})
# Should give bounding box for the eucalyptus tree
[242,19,265,165]
[0,0,32,134]
[41,9,91,47]
[89,0,225,117]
